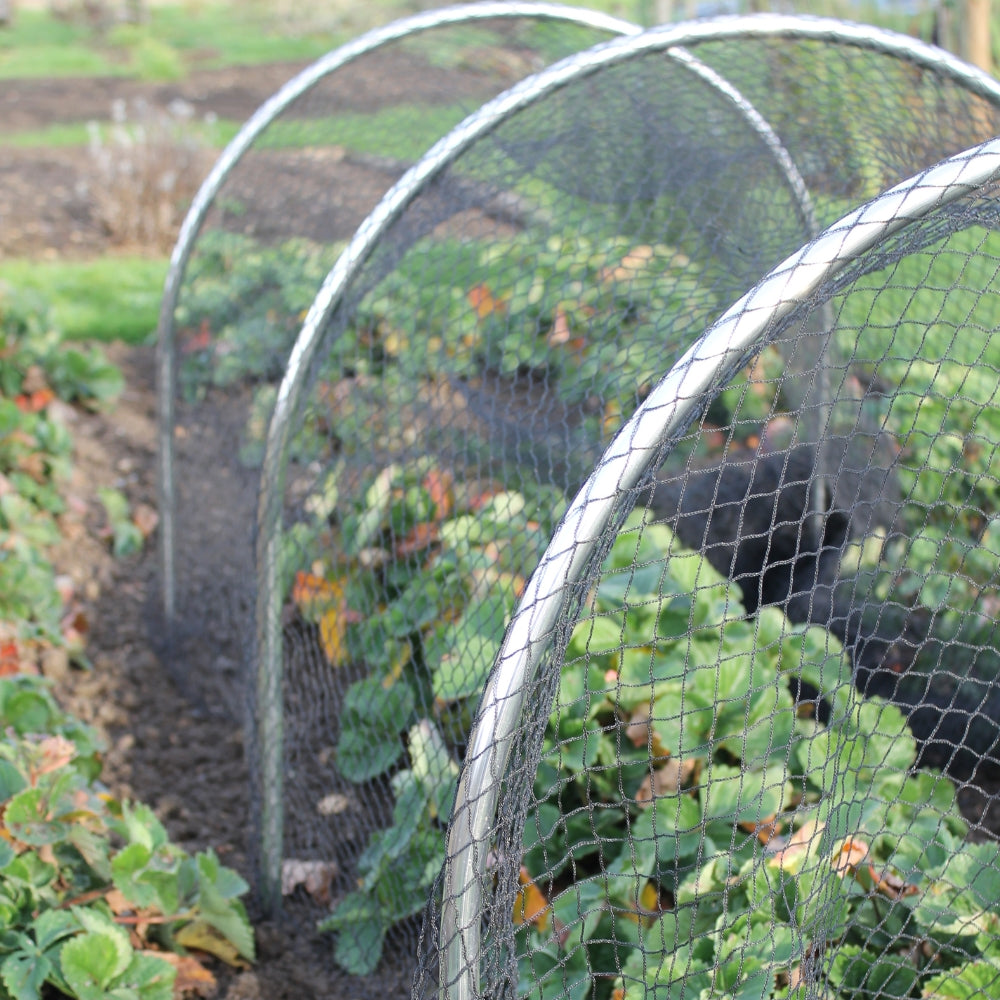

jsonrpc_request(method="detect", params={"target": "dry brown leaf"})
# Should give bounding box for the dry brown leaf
[547,307,572,346]
[149,950,217,998]
[281,858,338,904]
[869,865,919,900]
[174,921,249,969]
[35,735,76,776]
[395,521,439,557]
[737,813,783,846]
[133,502,160,539]
[634,759,686,807]
[104,888,133,915]
[832,837,869,876]
[625,704,651,748]
[767,818,824,866]
[467,283,505,319]
[316,793,353,816]
[422,468,454,520]
[513,866,551,931]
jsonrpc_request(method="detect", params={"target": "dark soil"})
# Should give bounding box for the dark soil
[43,343,420,1000]
[0,49,503,257]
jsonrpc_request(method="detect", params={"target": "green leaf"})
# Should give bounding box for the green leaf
[431,633,497,701]
[566,614,622,661]
[828,944,921,999]
[194,852,255,961]
[0,760,27,802]
[60,929,132,998]
[922,962,1000,999]
[3,690,52,735]
[337,727,404,784]
[407,720,458,820]
[5,788,65,846]
[111,801,169,852]
[106,952,175,1000]
[701,765,791,825]
[31,910,78,951]
[1,949,50,1000]
[319,892,385,975]
[111,843,159,909]
[336,677,414,782]
[97,489,143,558]
[631,793,703,865]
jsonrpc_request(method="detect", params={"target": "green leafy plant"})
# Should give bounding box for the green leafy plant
[0,284,122,650]
[298,460,562,972]
[0,287,254,995]
[180,229,720,478]
[175,231,343,401]
[0,284,123,406]
[97,488,144,558]
[318,720,456,975]
[508,513,999,1000]
[0,675,254,1000]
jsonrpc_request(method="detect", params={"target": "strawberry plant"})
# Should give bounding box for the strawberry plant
[294,460,562,972]
[0,284,122,653]
[0,285,256,995]
[510,514,1000,1000]
[175,231,342,401]
[0,674,255,1000]
[0,285,123,408]
[178,229,722,473]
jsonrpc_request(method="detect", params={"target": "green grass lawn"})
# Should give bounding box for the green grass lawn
[0,257,167,344]
[5,101,470,165]
[0,3,348,81]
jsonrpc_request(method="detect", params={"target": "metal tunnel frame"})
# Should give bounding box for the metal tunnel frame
[155,1,641,631]
[441,137,1000,1000]
[245,17,820,913]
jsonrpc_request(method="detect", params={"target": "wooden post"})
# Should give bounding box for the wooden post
[962,0,992,76]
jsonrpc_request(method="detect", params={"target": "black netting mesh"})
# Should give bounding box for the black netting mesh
[156,10,1000,997]
[429,155,1000,1000]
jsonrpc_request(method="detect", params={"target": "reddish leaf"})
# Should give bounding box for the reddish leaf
[422,468,454,520]
[180,319,212,355]
[395,521,439,557]
[14,389,54,413]
[467,283,505,319]
[513,866,551,931]
[0,641,21,676]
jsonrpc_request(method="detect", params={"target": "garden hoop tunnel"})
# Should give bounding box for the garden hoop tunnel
[249,14,1000,919]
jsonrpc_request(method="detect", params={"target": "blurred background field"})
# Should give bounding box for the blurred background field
[0,0,991,347]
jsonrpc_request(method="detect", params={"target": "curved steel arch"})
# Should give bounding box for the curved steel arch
[441,134,1000,1000]
[156,1,641,629]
